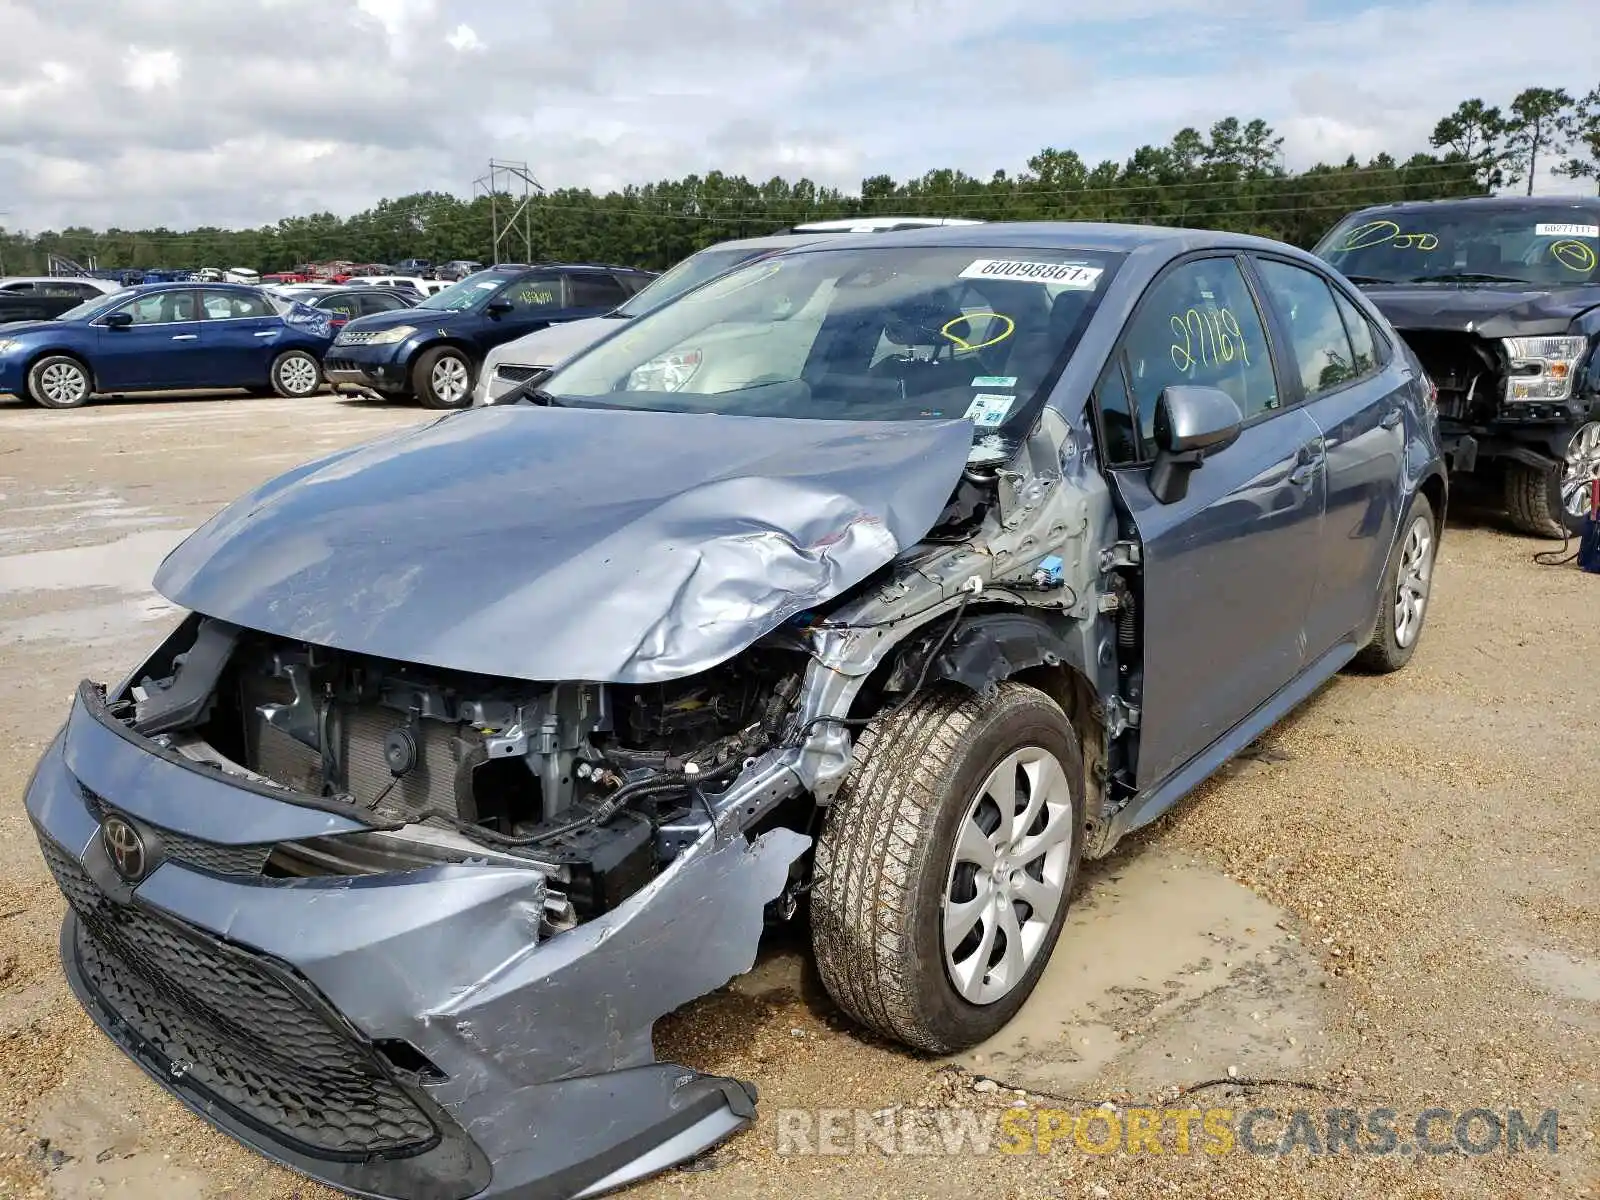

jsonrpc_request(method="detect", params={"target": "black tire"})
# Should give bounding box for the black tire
[1505,424,1599,538]
[412,346,474,409]
[810,681,1085,1053]
[1351,493,1437,674]
[269,350,322,399]
[27,355,93,409]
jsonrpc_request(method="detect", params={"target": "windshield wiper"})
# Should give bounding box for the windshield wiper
[1408,272,1529,285]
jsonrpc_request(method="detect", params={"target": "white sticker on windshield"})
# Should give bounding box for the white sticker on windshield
[1536,223,1599,238]
[959,259,1103,288]
[474,281,499,289]
[971,375,1017,388]
[964,393,1014,426]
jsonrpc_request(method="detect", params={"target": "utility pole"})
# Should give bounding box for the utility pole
[472,160,543,265]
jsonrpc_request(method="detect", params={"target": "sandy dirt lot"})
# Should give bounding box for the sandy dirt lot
[0,393,1595,1200]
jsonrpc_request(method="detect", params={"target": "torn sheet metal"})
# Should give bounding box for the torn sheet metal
[152,406,976,684]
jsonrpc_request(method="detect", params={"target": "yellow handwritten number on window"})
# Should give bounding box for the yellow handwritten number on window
[1338,221,1437,251]
[1170,308,1250,373]
[519,288,555,305]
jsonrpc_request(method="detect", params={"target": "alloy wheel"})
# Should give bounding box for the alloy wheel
[40,362,88,406]
[431,356,469,405]
[1560,421,1600,519]
[942,745,1075,1006]
[278,355,319,396]
[1394,515,1433,649]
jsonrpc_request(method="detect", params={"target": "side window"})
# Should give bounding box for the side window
[1094,358,1140,465]
[360,293,407,314]
[1,282,35,294]
[320,297,359,320]
[613,272,651,297]
[567,272,629,309]
[200,289,273,320]
[1121,257,1278,440]
[1331,287,1381,376]
[121,291,196,324]
[1254,259,1359,396]
[503,276,562,313]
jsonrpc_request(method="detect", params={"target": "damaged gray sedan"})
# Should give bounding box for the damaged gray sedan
[27,223,1446,1199]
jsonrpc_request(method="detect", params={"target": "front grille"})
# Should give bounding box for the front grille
[493,364,542,384]
[323,357,367,374]
[38,833,438,1160]
[81,790,272,877]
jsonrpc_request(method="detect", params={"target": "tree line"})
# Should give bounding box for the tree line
[2,85,1596,278]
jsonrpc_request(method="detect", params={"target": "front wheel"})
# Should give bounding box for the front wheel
[413,347,474,409]
[811,681,1085,1053]
[27,355,93,409]
[1504,423,1600,538]
[1351,493,1437,674]
[270,350,322,398]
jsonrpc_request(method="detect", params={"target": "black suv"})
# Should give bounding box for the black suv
[323,263,655,408]
[1316,197,1600,536]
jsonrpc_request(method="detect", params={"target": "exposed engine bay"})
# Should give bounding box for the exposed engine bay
[114,621,809,924]
[1400,330,1503,424]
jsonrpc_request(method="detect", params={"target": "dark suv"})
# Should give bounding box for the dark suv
[1316,197,1600,536]
[322,263,656,407]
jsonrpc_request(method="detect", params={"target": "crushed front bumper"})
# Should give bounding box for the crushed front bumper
[27,682,805,1200]
[323,344,412,394]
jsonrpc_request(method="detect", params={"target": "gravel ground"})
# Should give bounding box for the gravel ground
[0,393,1595,1200]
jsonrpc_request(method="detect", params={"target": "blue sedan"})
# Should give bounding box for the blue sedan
[0,283,335,409]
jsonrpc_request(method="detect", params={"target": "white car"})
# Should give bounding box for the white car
[473,232,855,405]
[344,275,428,294]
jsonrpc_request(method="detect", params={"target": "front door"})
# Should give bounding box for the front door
[1096,254,1329,789]
[481,274,567,352]
[93,289,203,390]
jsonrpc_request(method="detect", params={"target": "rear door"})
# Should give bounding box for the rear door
[197,288,283,385]
[92,289,204,389]
[564,270,630,317]
[1097,253,1329,789]
[1248,255,1406,656]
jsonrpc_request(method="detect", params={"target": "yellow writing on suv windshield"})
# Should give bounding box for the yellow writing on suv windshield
[1552,239,1597,272]
[1338,220,1437,251]
[941,313,1015,352]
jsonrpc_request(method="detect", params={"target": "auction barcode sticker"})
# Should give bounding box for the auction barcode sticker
[1535,223,1599,238]
[959,259,1103,288]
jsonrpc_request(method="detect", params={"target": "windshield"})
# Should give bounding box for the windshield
[54,288,136,322]
[1317,205,1600,287]
[539,245,1122,429]
[615,246,770,318]
[415,270,518,311]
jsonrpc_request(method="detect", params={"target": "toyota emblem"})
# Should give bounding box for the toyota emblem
[100,815,148,882]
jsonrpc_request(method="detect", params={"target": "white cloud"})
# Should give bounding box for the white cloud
[445,22,483,52]
[0,0,1593,236]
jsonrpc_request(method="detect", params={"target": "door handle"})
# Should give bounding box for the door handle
[253,330,277,337]
[1380,408,1403,429]
[170,334,197,341]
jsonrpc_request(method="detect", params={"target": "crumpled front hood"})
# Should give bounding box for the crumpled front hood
[153,406,976,683]
[1361,282,1600,338]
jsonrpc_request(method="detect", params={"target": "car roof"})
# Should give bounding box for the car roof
[754,220,1282,255]
[1343,194,1600,216]
[0,275,118,288]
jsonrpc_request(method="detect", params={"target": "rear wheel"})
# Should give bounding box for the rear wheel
[27,355,93,409]
[810,682,1084,1053]
[270,350,322,398]
[1352,493,1437,674]
[413,347,474,409]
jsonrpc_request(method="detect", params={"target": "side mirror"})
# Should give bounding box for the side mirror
[103,311,133,330]
[1149,385,1243,505]
[485,298,514,317]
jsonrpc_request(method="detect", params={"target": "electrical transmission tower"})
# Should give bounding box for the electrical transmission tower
[473,160,544,265]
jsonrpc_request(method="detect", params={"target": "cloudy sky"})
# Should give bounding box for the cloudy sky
[0,0,1594,233]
